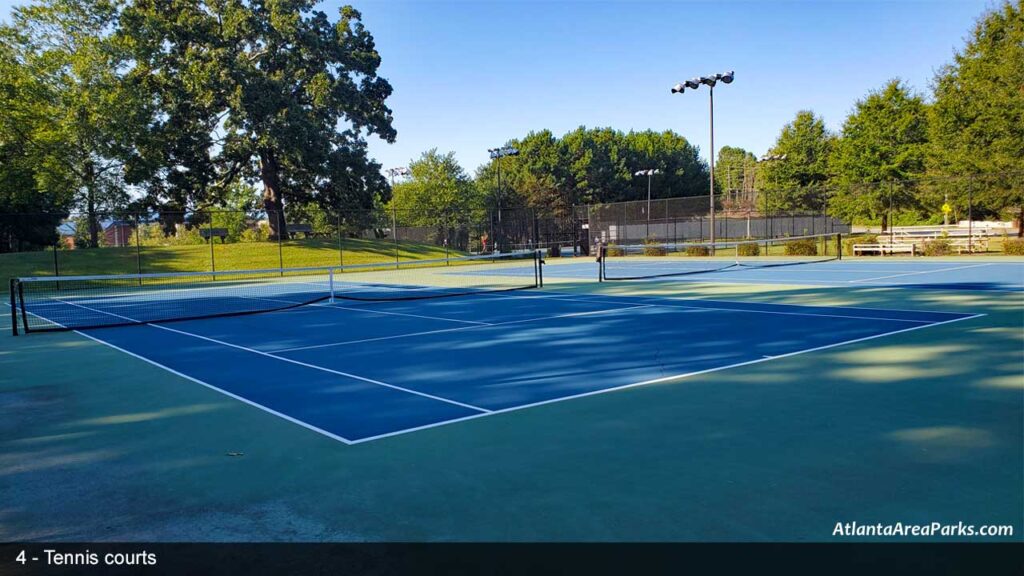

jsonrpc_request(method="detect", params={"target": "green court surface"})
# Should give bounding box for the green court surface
[1,274,1021,541]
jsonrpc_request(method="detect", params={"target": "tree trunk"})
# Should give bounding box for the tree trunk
[84,161,100,248]
[260,150,288,240]
[880,212,888,233]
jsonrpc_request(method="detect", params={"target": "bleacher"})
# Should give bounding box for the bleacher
[853,223,1009,256]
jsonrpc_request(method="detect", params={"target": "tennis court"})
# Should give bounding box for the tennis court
[526,255,1024,291]
[6,256,986,443]
[3,246,1022,541]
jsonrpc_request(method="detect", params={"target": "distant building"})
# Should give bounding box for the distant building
[104,220,135,247]
[57,222,76,249]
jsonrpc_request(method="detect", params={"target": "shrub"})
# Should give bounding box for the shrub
[604,244,625,257]
[922,237,953,256]
[844,234,877,255]
[685,245,710,257]
[643,238,667,254]
[784,238,818,256]
[547,244,562,258]
[1003,237,1024,256]
[240,225,267,243]
[736,242,760,256]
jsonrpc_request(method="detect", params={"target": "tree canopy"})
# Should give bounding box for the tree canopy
[829,80,930,227]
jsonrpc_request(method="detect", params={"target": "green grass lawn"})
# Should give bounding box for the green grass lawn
[1,237,460,288]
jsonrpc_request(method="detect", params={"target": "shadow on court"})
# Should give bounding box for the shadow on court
[0,279,1020,541]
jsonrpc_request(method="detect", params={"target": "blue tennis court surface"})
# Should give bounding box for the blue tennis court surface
[477,258,1024,291]
[42,290,981,444]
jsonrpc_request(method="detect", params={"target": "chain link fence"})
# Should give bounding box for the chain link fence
[582,193,849,247]
[0,206,579,281]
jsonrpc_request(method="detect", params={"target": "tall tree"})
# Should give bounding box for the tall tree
[122,1,396,240]
[389,150,479,228]
[714,146,756,194]
[760,111,835,212]
[929,0,1024,228]
[6,0,145,247]
[829,80,930,228]
[0,33,71,250]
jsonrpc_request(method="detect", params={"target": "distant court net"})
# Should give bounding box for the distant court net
[599,233,841,281]
[10,251,543,334]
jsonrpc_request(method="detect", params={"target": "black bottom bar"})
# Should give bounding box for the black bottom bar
[0,543,1018,576]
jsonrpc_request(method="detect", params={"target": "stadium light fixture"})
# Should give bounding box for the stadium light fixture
[488,145,520,229]
[670,71,735,246]
[634,169,663,237]
[386,166,410,186]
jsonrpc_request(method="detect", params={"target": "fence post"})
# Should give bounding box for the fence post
[392,205,399,268]
[968,175,974,252]
[337,212,344,267]
[208,217,216,277]
[277,210,284,274]
[134,213,143,283]
[888,181,895,244]
[52,240,59,278]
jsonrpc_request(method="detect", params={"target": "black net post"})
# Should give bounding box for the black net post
[17,281,28,334]
[537,249,544,287]
[9,279,17,336]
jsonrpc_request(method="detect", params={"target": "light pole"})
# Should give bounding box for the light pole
[758,153,786,238]
[634,169,662,238]
[385,167,410,264]
[488,145,519,252]
[488,146,519,220]
[386,166,410,187]
[672,71,733,247]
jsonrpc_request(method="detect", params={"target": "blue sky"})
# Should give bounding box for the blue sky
[1,0,992,175]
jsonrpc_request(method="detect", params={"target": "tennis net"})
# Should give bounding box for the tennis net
[10,251,543,334]
[599,233,841,281]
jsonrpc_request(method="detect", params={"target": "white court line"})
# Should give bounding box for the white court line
[235,293,492,326]
[492,290,955,324]
[848,263,996,283]
[73,330,358,445]
[328,304,492,325]
[270,304,661,353]
[20,296,988,446]
[9,302,358,444]
[348,312,987,444]
[52,298,491,414]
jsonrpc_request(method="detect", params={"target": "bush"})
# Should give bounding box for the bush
[240,225,267,243]
[643,238,667,254]
[547,244,562,258]
[1003,237,1024,256]
[922,237,953,256]
[604,244,625,257]
[736,242,760,256]
[844,234,877,256]
[685,245,710,257]
[784,238,818,256]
